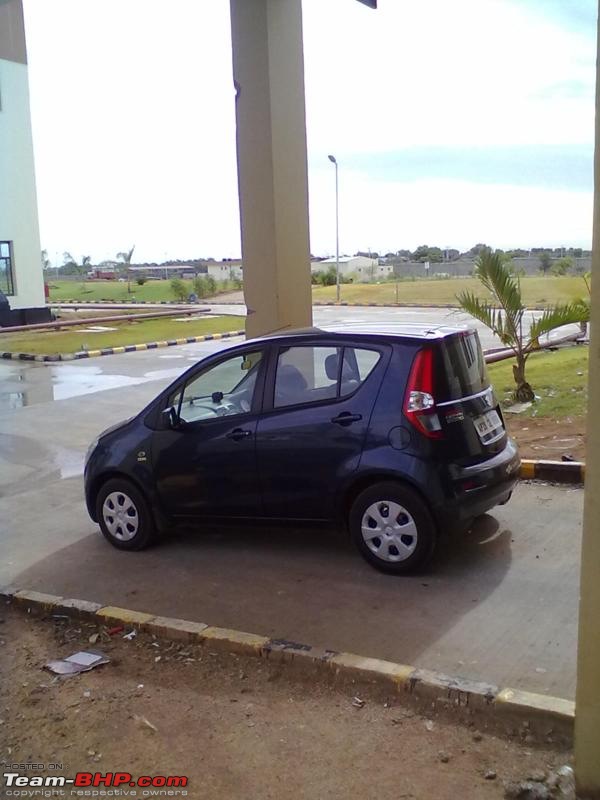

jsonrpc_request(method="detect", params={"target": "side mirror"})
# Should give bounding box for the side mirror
[161,406,180,430]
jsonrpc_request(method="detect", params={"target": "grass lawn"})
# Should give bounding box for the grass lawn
[487,346,588,418]
[47,279,239,304]
[312,275,588,307]
[49,275,589,308]
[0,315,244,355]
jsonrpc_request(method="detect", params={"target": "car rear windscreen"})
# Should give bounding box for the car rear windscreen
[436,332,489,401]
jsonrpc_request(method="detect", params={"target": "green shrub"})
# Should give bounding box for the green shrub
[170,278,188,301]
[136,277,147,286]
[193,276,208,298]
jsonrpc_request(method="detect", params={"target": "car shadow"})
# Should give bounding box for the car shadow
[11,512,512,673]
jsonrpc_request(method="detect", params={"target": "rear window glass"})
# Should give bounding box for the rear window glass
[437,333,489,401]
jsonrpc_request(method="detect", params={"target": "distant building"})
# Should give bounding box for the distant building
[0,0,45,312]
[311,256,391,282]
[206,262,243,281]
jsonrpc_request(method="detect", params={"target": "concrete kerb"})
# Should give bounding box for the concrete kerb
[1,587,574,743]
[520,459,585,484]
[0,329,246,362]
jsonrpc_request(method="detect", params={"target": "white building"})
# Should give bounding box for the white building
[0,0,45,310]
[206,262,243,281]
[311,256,392,283]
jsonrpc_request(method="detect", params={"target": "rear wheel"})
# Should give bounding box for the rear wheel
[349,482,436,574]
[96,478,156,551]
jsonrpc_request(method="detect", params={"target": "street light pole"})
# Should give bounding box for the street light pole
[328,154,340,302]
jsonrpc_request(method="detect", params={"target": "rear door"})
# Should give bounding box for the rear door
[435,331,507,464]
[256,342,387,520]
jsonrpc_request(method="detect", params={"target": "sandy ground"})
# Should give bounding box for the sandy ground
[0,607,573,800]
[505,417,586,462]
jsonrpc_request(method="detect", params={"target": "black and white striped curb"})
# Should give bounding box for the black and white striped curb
[0,329,246,362]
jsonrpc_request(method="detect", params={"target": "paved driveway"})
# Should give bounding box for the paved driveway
[0,330,583,701]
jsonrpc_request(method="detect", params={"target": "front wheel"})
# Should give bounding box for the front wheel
[348,482,436,574]
[96,478,156,551]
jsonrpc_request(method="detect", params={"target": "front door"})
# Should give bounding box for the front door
[256,343,387,520]
[153,347,265,519]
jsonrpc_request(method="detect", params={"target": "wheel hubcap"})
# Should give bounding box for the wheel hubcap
[102,491,139,541]
[361,500,418,562]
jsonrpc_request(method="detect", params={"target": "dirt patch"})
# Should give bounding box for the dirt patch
[505,416,586,462]
[0,607,572,800]
[206,290,244,303]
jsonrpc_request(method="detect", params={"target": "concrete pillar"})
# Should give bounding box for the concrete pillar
[0,0,45,310]
[575,5,600,797]
[229,0,313,338]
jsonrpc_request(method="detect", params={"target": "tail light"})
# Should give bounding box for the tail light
[403,348,443,439]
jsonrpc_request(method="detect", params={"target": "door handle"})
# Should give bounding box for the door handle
[331,412,362,426]
[227,428,252,441]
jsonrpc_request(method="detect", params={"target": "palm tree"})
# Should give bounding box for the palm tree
[62,253,92,276]
[457,250,589,402]
[116,246,136,293]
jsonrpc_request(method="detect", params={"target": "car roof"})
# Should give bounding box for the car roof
[251,322,474,344]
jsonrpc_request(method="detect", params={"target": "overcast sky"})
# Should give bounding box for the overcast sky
[22,0,597,265]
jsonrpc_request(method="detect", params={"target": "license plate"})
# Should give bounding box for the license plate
[473,409,503,440]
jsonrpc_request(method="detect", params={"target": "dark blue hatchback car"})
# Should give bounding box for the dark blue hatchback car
[84,325,520,574]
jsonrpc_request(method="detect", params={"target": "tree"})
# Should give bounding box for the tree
[205,275,217,295]
[170,278,187,301]
[61,252,91,275]
[116,245,136,293]
[539,252,552,275]
[193,276,208,298]
[551,257,574,276]
[314,267,337,286]
[457,249,589,402]
[412,245,443,263]
[467,243,491,257]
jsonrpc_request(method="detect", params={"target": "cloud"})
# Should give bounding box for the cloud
[21,0,596,259]
[327,144,593,191]
[507,0,597,36]
[532,79,594,101]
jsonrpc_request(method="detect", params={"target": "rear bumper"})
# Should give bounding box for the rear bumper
[437,438,521,521]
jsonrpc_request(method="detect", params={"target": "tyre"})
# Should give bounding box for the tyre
[96,478,156,551]
[348,482,436,574]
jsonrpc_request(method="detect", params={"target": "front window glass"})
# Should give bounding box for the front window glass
[175,350,262,423]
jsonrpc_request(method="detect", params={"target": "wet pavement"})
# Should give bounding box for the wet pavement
[0,304,580,414]
[0,306,584,700]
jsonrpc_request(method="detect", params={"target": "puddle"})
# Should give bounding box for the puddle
[75,326,119,333]
[173,315,225,322]
[0,434,84,497]
[0,365,152,411]
[142,368,183,381]
[0,338,240,412]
